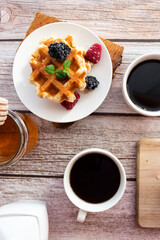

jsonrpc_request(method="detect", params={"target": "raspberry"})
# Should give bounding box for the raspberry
[85,76,99,90]
[85,43,102,64]
[48,42,71,62]
[61,92,80,110]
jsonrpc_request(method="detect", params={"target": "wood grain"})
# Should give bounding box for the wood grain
[0,178,160,240]
[1,0,160,40]
[0,114,160,178]
[1,2,160,238]
[137,138,160,228]
[1,41,160,113]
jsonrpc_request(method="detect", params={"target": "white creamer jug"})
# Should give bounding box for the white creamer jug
[0,200,48,240]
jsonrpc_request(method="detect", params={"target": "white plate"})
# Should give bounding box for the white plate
[13,22,112,122]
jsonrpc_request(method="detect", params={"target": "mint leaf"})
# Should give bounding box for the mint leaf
[63,59,71,70]
[45,64,55,74]
[63,70,71,78]
[55,69,67,80]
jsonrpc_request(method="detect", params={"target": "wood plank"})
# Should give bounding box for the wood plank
[1,41,160,113]
[137,138,160,228]
[1,113,160,178]
[0,178,160,239]
[1,0,160,40]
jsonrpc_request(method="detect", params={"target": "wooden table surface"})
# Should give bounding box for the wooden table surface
[1,1,160,239]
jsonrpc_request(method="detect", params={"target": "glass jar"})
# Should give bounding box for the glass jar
[0,109,38,167]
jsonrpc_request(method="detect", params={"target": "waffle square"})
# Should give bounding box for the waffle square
[29,35,91,103]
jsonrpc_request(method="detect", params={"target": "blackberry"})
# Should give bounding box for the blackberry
[85,76,99,90]
[48,42,71,62]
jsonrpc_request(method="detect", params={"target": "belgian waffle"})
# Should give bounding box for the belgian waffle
[29,35,92,103]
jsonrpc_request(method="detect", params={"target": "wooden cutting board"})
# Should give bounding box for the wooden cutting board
[137,138,160,228]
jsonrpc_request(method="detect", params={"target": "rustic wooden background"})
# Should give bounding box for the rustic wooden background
[1,1,160,239]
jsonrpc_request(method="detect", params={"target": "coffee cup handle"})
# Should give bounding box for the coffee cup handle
[77,209,87,223]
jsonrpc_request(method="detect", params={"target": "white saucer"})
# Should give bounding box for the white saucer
[13,22,112,122]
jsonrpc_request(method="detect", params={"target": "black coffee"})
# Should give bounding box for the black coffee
[127,60,160,111]
[70,153,120,204]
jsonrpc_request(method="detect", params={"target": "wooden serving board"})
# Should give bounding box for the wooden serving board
[137,138,160,228]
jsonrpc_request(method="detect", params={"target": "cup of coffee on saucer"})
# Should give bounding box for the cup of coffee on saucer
[122,53,160,116]
[64,148,126,223]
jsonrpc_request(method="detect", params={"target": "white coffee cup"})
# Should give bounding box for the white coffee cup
[64,148,126,223]
[122,53,160,116]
